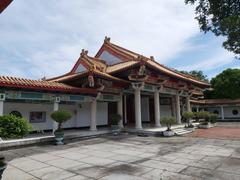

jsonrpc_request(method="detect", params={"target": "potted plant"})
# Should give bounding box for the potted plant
[182,111,195,130]
[209,113,218,126]
[198,111,213,129]
[109,114,122,135]
[0,156,7,180]
[161,117,176,137]
[51,110,72,145]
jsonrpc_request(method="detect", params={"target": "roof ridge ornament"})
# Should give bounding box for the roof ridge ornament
[80,49,88,57]
[137,55,148,64]
[104,36,111,43]
[150,56,155,61]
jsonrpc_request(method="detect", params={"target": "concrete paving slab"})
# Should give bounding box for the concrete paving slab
[28,153,60,162]
[78,156,116,166]
[46,157,85,169]
[2,165,38,180]
[29,166,76,180]
[1,134,240,179]
[11,159,49,172]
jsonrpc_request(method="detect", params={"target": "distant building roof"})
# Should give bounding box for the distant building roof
[191,99,240,105]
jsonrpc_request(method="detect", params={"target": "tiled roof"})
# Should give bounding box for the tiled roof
[190,99,240,105]
[191,90,204,96]
[0,76,97,95]
[146,60,210,87]
[106,61,139,73]
[70,50,107,74]
[93,70,129,83]
[98,39,210,87]
[105,42,139,59]
[48,71,87,82]
[53,69,129,84]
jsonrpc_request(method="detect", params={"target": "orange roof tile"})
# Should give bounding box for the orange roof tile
[190,99,240,105]
[97,38,210,87]
[0,76,97,95]
[106,61,139,73]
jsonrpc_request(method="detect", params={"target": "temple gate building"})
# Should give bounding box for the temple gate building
[0,37,215,132]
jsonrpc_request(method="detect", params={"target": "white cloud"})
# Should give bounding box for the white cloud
[0,0,212,79]
[177,49,234,72]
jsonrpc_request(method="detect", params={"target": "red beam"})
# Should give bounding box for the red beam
[0,0,13,13]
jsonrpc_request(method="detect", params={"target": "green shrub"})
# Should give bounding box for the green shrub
[51,110,72,131]
[209,113,218,124]
[109,114,121,125]
[161,117,176,131]
[182,111,194,120]
[0,114,32,138]
[195,111,210,120]
[182,111,194,127]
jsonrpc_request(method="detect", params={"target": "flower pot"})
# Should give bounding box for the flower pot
[0,163,7,180]
[163,130,175,137]
[54,131,64,145]
[111,125,120,135]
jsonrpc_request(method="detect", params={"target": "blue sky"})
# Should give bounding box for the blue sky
[0,0,238,80]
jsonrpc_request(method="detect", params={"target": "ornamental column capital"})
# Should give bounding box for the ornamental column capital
[131,82,145,90]
[91,92,101,102]
[154,85,163,93]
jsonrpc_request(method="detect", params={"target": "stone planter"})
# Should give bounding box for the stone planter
[54,131,64,145]
[184,127,195,132]
[163,130,175,137]
[111,125,120,135]
[198,123,215,129]
[0,163,7,180]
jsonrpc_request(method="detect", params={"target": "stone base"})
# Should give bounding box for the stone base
[163,130,175,137]
[198,123,216,129]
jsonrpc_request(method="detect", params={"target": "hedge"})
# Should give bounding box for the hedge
[0,114,32,138]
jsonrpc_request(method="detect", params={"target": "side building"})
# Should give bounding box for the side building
[0,37,211,132]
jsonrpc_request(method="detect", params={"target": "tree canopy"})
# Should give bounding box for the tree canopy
[204,68,240,99]
[185,0,240,58]
[180,70,208,82]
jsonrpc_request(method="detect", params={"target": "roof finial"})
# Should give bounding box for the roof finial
[80,49,88,57]
[104,36,111,43]
[150,56,155,61]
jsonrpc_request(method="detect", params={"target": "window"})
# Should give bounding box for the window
[10,111,22,118]
[232,110,239,115]
[29,112,46,123]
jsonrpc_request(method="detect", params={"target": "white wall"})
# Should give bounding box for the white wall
[75,102,108,127]
[3,102,55,131]
[141,97,150,122]
[60,104,77,128]
[205,107,222,118]
[223,106,240,119]
[97,102,108,125]
[3,101,109,131]
[197,106,240,120]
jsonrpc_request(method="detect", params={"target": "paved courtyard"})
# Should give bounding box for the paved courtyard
[185,127,240,140]
[1,134,240,180]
